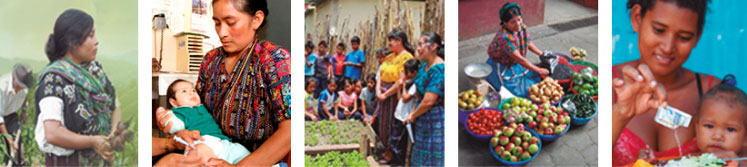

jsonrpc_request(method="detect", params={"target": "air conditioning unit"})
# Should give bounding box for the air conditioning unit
[175,33,205,73]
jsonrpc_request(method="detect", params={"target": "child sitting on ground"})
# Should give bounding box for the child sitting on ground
[692,84,747,159]
[337,78,361,120]
[157,79,250,164]
[318,77,340,120]
[360,74,378,125]
[305,78,319,121]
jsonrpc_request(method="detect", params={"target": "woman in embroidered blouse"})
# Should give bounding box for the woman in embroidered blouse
[375,29,415,164]
[35,9,120,166]
[157,0,291,166]
[403,32,445,166]
[485,2,548,98]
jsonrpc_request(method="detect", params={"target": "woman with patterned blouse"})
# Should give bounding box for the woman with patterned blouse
[156,0,291,166]
[403,32,445,166]
[376,29,415,164]
[485,2,549,97]
[35,9,120,166]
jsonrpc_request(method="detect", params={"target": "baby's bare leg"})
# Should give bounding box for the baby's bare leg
[186,143,217,164]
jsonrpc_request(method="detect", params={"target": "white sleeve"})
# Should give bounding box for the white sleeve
[376,67,381,80]
[164,110,185,134]
[34,97,74,156]
[408,85,417,94]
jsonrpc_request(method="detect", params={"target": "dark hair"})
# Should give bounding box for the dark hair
[45,9,94,62]
[627,0,709,34]
[337,42,346,51]
[328,77,339,86]
[499,2,521,25]
[306,41,315,50]
[387,29,415,55]
[404,59,422,74]
[351,36,360,44]
[166,79,192,108]
[342,78,353,87]
[421,32,444,59]
[377,47,391,56]
[306,78,318,90]
[364,73,376,86]
[367,73,376,82]
[699,83,747,124]
[213,0,269,29]
[318,40,328,47]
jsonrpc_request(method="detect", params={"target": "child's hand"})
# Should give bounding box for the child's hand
[175,130,204,149]
[156,107,173,133]
[344,110,352,117]
[309,115,318,121]
[403,113,415,124]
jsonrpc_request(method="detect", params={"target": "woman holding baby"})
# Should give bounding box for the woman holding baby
[155,0,291,166]
[609,0,746,165]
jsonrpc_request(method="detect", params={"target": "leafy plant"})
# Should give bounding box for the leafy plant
[305,120,364,146]
[306,151,369,167]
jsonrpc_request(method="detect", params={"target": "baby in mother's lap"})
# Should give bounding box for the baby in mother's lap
[157,79,250,164]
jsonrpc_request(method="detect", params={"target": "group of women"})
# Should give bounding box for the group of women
[374,30,446,166]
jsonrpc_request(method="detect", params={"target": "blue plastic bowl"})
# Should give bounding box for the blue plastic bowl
[463,108,503,142]
[570,103,598,126]
[459,108,479,124]
[526,122,570,142]
[490,134,542,166]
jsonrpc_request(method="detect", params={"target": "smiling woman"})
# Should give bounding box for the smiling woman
[611,0,726,166]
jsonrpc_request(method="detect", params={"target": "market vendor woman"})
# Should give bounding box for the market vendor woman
[486,2,549,97]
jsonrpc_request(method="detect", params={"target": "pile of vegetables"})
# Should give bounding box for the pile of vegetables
[466,108,504,135]
[562,94,596,119]
[569,47,587,61]
[526,103,570,136]
[631,153,728,167]
[529,77,564,104]
[572,67,598,96]
[305,151,370,167]
[305,120,363,146]
[501,97,534,124]
[459,89,484,111]
[490,122,540,162]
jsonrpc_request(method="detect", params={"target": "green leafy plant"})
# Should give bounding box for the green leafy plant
[306,151,369,167]
[305,120,364,146]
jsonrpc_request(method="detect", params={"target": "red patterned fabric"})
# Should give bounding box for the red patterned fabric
[196,40,291,151]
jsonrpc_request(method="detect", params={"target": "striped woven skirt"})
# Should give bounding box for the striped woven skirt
[376,82,397,147]
[411,104,445,166]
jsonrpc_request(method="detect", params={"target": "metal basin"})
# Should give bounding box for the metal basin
[464,62,492,80]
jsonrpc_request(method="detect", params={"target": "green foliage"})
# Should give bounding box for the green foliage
[305,151,369,167]
[305,120,364,146]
